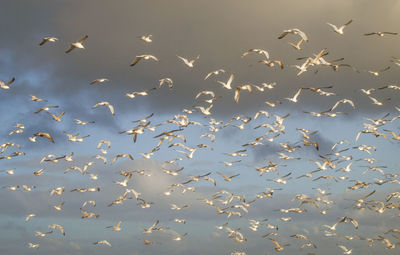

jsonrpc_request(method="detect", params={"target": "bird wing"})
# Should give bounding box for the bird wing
[77,35,88,43]
[130,56,142,66]
[65,45,74,53]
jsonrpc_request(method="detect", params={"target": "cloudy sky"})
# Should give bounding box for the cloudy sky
[0,1,400,254]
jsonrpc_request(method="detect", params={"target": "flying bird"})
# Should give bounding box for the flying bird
[90,78,109,85]
[39,36,58,46]
[0,77,15,90]
[34,132,54,143]
[217,73,234,90]
[288,38,304,50]
[364,31,397,36]
[177,55,200,68]
[278,28,308,42]
[92,101,115,115]
[93,240,112,247]
[65,35,88,53]
[326,20,353,34]
[130,55,158,67]
[140,34,152,42]
[204,69,225,80]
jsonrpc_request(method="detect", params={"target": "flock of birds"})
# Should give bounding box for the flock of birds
[1,19,400,255]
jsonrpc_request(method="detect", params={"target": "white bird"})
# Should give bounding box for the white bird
[28,243,39,248]
[130,55,158,67]
[0,77,15,90]
[326,20,353,34]
[29,94,47,102]
[92,101,115,115]
[241,49,270,59]
[49,224,65,236]
[140,34,152,42]
[74,119,95,125]
[285,88,303,103]
[293,60,310,76]
[52,201,65,211]
[93,240,112,247]
[337,244,352,254]
[204,69,225,80]
[234,85,253,103]
[330,99,355,111]
[195,105,213,115]
[364,31,398,36]
[159,78,173,89]
[288,39,304,50]
[141,220,160,234]
[368,96,390,106]
[177,55,200,68]
[360,88,375,95]
[65,35,88,53]
[368,66,390,76]
[217,73,234,90]
[90,78,109,85]
[39,36,58,46]
[25,214,36,222]
[278,28,309,42]
[106,221,122,231]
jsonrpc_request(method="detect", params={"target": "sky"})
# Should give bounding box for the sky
[0,0,400,254]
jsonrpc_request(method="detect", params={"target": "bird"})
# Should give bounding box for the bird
[329,99,355,111]
[323,216,358,231]
[241,49,270,59]
[234,84,253,103]
[326,20,353,34]
[217,172,240,182]
[288,38,304,50]
[74,119,95,125]
[0,77,15,89]
[92,101,115,115]
[204,69,225,80]
[34,132,54,143]
[93,240,112,247]
[360,88,375,95]
[177,55,200,68]
[125,87,156,98]
[159,78,173,89]
[90,78,109,85]
[217,73,234,89]
[39,36,58,46]
[268,238,290,252]
[337,244,352,254]
[364,31,397,36]
[25,214,36,222]
[368,66,390,76]
[195,105,213,115]
[141,220,160,234]
[48,224,65,236]
[130,55,158,67]
[368,96,390,106]
[48,111,65,122]
[52,201,65,211]
[106,221,122,231]
[140,34,152,42]
[285,88,303,103]
[29,94,47,102]
[35,230,53,237]
[28,243,39,248]
[111,153,134,164]
[65,35,88,53]
[383,129,400,140]
[34,105,59,114]
[278,28,309,41]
